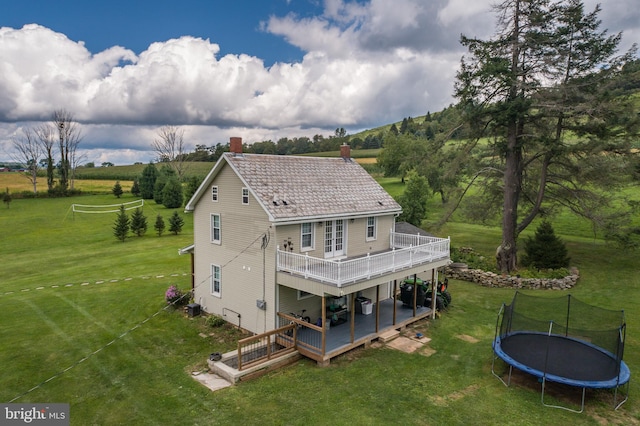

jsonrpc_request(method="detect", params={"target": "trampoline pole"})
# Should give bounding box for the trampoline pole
[565,294,571,337]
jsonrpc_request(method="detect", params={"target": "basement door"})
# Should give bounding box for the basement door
[324,219,345,258]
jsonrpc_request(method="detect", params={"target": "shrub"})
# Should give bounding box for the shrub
[205,315,226,328]
[165,285,189,306]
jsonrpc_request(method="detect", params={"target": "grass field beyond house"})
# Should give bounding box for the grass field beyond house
[0,181,639,425]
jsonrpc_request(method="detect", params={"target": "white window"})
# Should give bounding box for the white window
[366,216,377,241]
[242,187,249,205]
[211,264,221,297]
[211,185,218,202]
[211,214,221,243]
[301,222,314,250]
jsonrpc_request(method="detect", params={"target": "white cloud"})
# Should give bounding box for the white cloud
[0,1,637,165]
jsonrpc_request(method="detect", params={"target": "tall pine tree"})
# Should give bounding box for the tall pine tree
[455,0,637,272]
[139,162,158,199]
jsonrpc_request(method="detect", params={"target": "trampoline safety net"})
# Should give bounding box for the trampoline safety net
[499,291,626,372]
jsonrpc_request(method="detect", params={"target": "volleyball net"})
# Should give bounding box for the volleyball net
[72,199,144,214]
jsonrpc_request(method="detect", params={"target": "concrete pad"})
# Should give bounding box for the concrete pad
[412,335,431,344]
[386,336,423,353]
[191,371,232,392]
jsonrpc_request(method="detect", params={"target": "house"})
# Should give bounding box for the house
[183,137,450,364]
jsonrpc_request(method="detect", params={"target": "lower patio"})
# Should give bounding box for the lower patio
[209,295,434,383]
[283,296,433,364]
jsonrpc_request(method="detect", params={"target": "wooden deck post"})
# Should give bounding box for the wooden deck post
[393,279,397,325]
[375,285,380,332]
[431,269,436,319]
[322,295,327,355]
[412,273,418,317]
[350,293,355,343]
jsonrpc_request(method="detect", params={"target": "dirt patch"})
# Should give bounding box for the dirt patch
[420,347,437,357]
[430,384,480,407]
[456,334,479,343]
[496,368,633,420]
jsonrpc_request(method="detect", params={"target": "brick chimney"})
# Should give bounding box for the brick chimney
[230,137,242,154]
[340,143,351,159]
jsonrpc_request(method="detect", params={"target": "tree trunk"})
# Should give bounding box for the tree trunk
[498,0,523,274]
[500,123,521,273]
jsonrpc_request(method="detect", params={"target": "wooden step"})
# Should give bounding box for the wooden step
[378,329,400,342]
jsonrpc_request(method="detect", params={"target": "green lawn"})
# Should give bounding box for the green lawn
[1,190,639,425]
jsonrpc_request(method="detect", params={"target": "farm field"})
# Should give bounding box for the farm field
[1,180,639,425]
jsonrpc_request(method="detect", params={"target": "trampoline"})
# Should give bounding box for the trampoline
[492,292,630,412]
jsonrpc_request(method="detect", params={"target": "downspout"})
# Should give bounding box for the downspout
[190,252,195,292]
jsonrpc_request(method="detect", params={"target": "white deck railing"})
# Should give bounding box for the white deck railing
[277,232,450,287]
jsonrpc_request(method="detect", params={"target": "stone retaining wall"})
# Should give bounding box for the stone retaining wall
[443,264,579,290]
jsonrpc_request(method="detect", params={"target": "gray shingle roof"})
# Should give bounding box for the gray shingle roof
[224,153,401,221]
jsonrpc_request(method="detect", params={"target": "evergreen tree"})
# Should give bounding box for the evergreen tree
[183,176,201,205]
[521,221,570,270]
[131,179,141,197]
[113,205,130,242]
[455,0,637,272]
[139,162,158,199]
[154,214,166,236]
[397,169,429,227]
[168,211,184,235]
[153,165,175,204]
[162,177,183,208]
[399,118,409,134]
[112,180,123,198]
[130,207,148,237]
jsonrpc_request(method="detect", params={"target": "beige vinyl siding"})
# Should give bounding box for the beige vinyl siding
[192,163,277,334]
[347,215,395,256]
[277,286,323,325]
[276,214,395,260]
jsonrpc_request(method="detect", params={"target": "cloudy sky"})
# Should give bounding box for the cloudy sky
[1,0,638,165]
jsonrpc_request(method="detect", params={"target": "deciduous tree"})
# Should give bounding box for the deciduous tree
[11,128,42,194]
[153,126,188,180]
[397,169,430,227]
[52,110,83,192]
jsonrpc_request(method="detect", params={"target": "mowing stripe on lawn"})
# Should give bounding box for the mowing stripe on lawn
[1,272,190,297]
[8,232,266,403]
[10,298,180,403]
